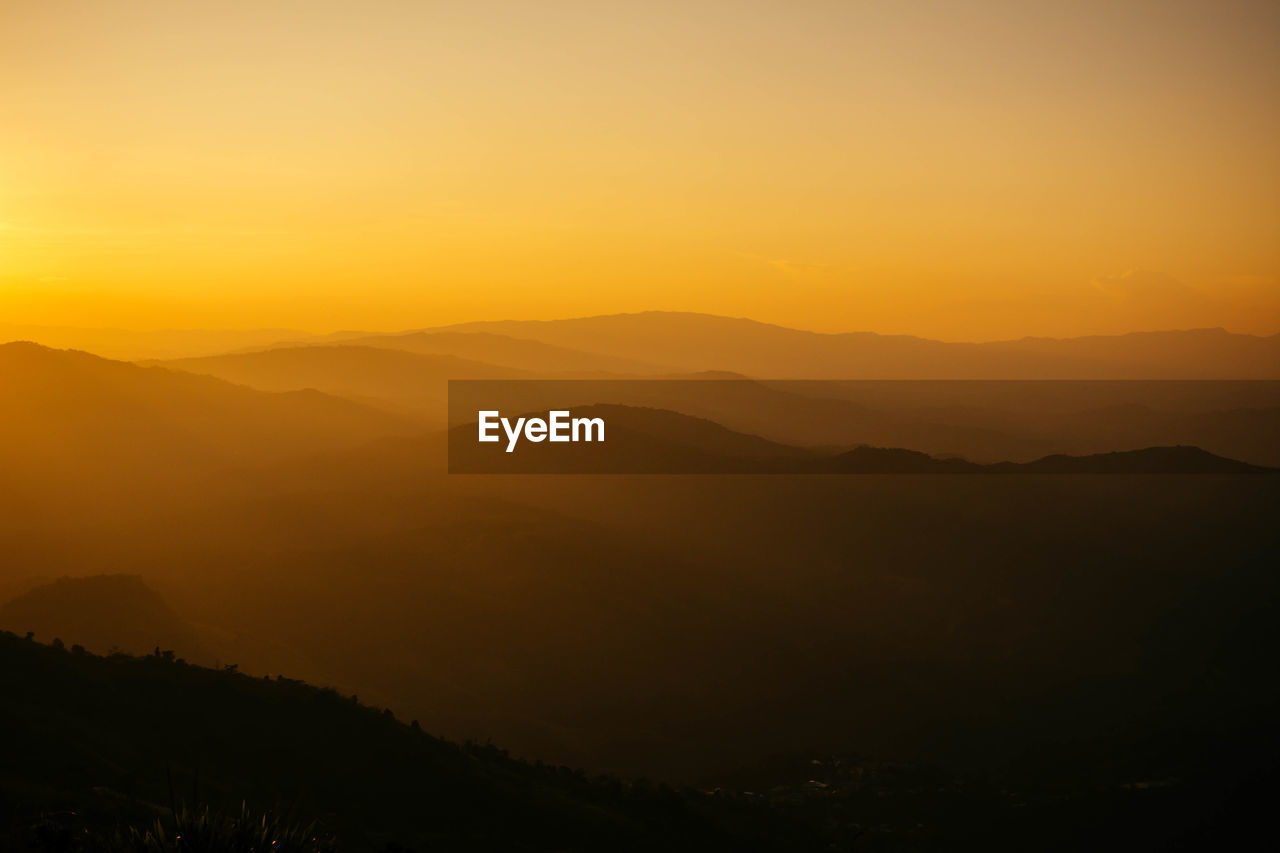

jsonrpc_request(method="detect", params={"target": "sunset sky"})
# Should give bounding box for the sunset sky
[2,0,1277,340]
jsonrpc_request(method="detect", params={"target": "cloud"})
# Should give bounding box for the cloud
[1092,270,1201,301]
[738,253,853,279]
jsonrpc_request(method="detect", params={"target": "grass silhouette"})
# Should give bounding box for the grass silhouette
[111,802,333,853]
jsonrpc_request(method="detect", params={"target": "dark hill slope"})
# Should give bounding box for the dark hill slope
[0,633,808,852]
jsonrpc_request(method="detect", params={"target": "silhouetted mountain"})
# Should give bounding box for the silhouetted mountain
[0,324,337,361]
[985,328,1280,377]
[822,446,982,473]
[0,342,416,500]
[428,312,1280,378]
[3,400,1276,848]
[991,444,1273,474]
[0,632,808,852]
[4,335,1278,852]
[151,345,529,420]
[0,575,206,660]
[826,444,1275,474]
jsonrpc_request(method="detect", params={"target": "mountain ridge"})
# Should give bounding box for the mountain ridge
[10,312,1279,376]
[427,310,1280,345]
[419,312,1280,379]
[0,342,421,501]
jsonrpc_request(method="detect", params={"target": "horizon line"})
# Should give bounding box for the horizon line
[2,310,1276,347]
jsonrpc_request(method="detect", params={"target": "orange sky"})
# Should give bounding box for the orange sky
[2,0,1277,341]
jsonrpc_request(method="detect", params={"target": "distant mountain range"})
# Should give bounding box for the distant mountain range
[0,342,417,503]
[124,313,1279,466]
[3,337,1278,822]
[5,343,1276,487]
[0,323,323,361]
[147,344,529,419]
[338,330,672,374]
[424,312,1280,379]
[825,443,1273,475]
[7,311,1279,377]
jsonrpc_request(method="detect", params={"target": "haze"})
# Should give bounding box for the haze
[3,0,1277,340]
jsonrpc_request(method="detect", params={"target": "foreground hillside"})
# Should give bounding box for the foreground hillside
[0,631,814,852]
[3,334,1278,851]
[5,624,1273,852]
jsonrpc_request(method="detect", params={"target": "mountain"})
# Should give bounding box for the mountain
[5,327,1277,850]
[826,443,1275,474]
[0,632,807,852]
[0,342,417,500]
[0,574,206,660]
[11,314,1279,377]
[152,345,530,420]
[3,392,1276,835]
[821,445,982,473]
[0,324,351,361]
[990,444,1274,474]
[426,312,1280,378]
[984,328,1280,377]
[340,330,673,375]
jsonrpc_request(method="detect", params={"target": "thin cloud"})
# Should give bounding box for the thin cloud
[1092,270,1202,301]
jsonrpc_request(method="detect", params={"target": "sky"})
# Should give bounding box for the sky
[1,0,1277,340]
